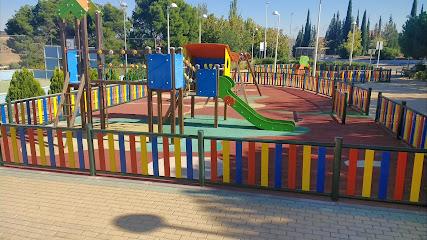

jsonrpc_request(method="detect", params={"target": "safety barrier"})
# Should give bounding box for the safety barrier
[376,94,427,149]
[0,84,147,127]
[236,72,370,113]
[252,66,391,82]
[1,123,426,205]
[332,89,348,124]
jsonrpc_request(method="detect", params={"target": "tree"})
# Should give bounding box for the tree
[6,68,45,101]
[342,0,353,42]
[48,68,64,94]
[361,10,368,54]
[339,28,362,58]
[293,26,304,56]
[399,12,427,59]
[228,0,239,20]
[356,10,360,28]
[421,4,424,14]
[411,0,418,17]
[325,12,342,55]
[302,10,312,46]
[382,15,399,49]
[132,0,198,50]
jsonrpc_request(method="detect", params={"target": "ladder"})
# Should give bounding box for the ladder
[53,73,86,128]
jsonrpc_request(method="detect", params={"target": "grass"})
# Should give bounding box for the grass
[0,79,51,94]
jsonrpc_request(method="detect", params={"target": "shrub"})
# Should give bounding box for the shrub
[8,62,21,69]
[48,68,64,94]
[90,67,98,80]
[414,70,427,80]
[6,68,45,101]
[378,47,399,60]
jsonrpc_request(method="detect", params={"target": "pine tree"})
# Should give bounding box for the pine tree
[411,0,418,17]
[361,10,368,54]
[293,26,304,56]
[48,68,64,94]
[356,10,360,28]
[228,0,238,20]
[325,11,342,55]
[421,4,424,14]
[378,16,382,37]
[367,18,371,40]
[302,10,311,46]
[342,0,353,42]
[383,15,399,49]
[6,68,45,101]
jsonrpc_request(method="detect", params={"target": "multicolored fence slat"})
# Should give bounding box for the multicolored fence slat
[342,147,426,203]
[333,89,348,124]
[3,84,148,126]
[377,95,427,149]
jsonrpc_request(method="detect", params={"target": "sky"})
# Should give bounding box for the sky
[1,0,425,38]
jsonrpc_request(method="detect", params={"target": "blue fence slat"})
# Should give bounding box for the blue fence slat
[316,147,326,193]
[47,129,56,167]
[77,132,85,169]
[19,127,28,164]
[43,98,48,123]
[152,137,159,176]
[0,106,6,124]
[378,151,391,199]
[118,134,126,173]
[186,138,193,180]
[236,141,242,184]
[274,144,282,189]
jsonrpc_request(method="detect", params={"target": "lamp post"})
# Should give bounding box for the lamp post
[405,15,413,69]
[118,0,128,67]
[264,2,270,59]
[199,14,207,43]
[349,21,357,66]
[288,13,294,60]
[251,27,258,64]
[273,11,280,73]
[312,0,321,77]
[167,3,178,54]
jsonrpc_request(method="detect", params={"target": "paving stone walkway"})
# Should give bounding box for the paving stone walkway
[0,167,426,240]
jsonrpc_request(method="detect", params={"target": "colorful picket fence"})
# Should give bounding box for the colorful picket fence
[376,94,427,149]
[333,89,348,124]
[338,69,391,82]
[1,123,426,205]
[0,84,147,127]
[341,145,426,203]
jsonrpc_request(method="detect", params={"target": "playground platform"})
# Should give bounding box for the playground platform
[1,167,426,240]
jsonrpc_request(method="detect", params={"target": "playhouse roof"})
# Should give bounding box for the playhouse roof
[183,43,232,60]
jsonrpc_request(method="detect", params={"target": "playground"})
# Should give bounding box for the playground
[1,0,426,209]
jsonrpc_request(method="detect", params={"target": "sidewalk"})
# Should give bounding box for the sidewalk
[356,76,427,118]
[1,167,426,240]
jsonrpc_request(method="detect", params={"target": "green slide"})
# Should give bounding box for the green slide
[219,76,296,132]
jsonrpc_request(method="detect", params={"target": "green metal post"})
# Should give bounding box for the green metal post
[316,76,319,94]
[375,92,382,122]
[365,88,372,115]
[86,123,96,176]
[332,86,337,112]
[331,137,343,201]
[198,130,205,187]
[342,93,348,124]
[6,99,13,123]
[396,101,407,139]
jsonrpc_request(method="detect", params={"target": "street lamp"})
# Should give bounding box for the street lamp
[264,2,270,59]
[199,14,208,43]
[312,0,321,77]
[167,3,178,54]
[118,0,128,67]
[273,11,280,73]
[349,21,357,66]
[251,27,258,64]
[405,15,413,68]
